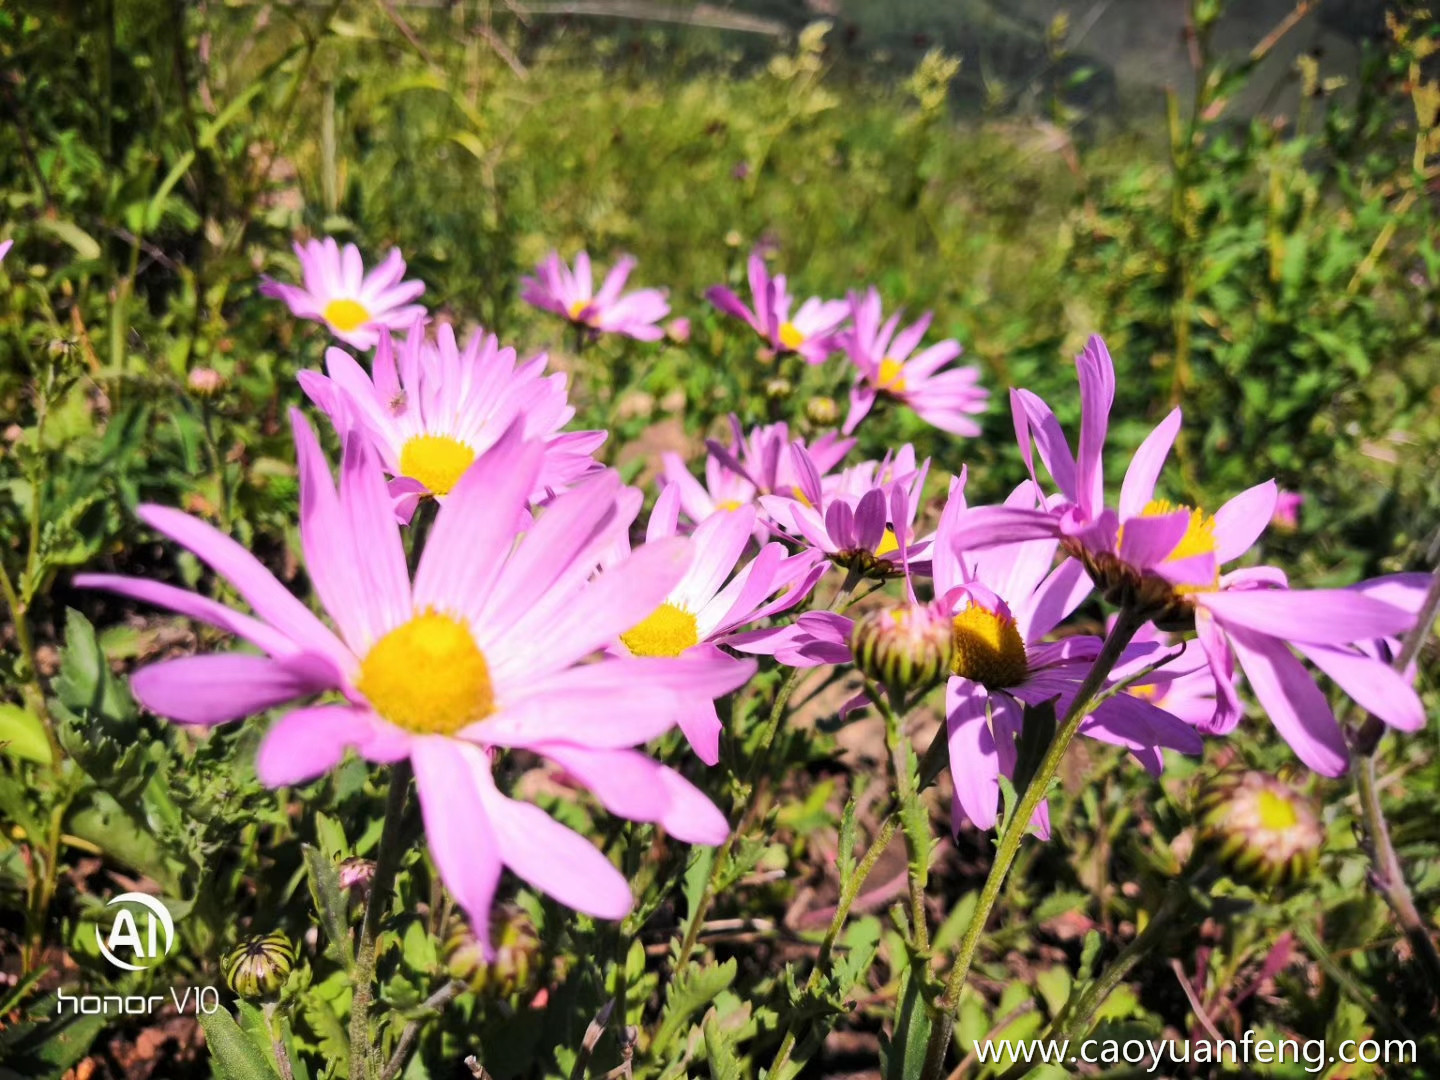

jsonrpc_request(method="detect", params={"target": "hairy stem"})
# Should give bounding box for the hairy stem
[770,813,901,1079]
[350,763,412,1080]
[918,606,1147,1080]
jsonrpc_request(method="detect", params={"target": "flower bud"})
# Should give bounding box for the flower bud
[848,602,954,699]
[764,377,792,400]
[187,367,226,396]
[224,932,295,1000]
[804,396,839,427]
[445,905,539,997]
[338,857,375,892]
[1194,771,1322,889]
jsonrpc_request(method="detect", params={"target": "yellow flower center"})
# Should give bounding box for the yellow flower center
[1256,789,1300,831]
[1127,682,1162,703]
[355,611,495,735]
[951,604,1028,690]
[717,499,745,512]
[322,298,372,333]
[877,357,907,392]
[777,321,805,350]
[620,602,699,658]
[567,299,591,322]
[875,527,900,559]
[399,435,477,497]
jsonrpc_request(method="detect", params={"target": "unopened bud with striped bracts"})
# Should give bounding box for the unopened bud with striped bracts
[849,601,954,700]
[1194,771,1323,889]
[445,905,540,998]
[224,932,296,1001]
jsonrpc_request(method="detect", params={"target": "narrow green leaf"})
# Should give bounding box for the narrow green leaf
[0,703,51,765]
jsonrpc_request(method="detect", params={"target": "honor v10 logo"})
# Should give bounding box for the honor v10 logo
[96,892,175,971]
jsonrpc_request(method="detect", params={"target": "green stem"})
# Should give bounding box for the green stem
[874,684,930,956]
[769,814,901,1079]
[350,763,412,1080]
[1347,557,1440,993]
[918,606,1147,1080]
[675,570,860,969]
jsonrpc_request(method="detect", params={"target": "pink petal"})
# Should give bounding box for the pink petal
[539,744,729,844]
[1118,407,1182,519]
[1202,587,1414,647]
[946,681,999,833]
[74,574,296,658]
[1225,625,1346,776]
[412,738,504,954]
[256,704,408,786]
[1211,479,1277,564]
[132,653,335,725]
[1297,643,1425,733]
[1075,336,1115,517]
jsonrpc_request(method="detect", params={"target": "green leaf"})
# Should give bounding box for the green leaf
[882,967,931,1080]
[33,218,101,260]
[652,958,738,1058]
[199,1008,280,1080]
[703,1009,746,1080]
[0,703,51,765]
[303,843,355,971]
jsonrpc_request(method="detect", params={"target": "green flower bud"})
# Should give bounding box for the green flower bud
[445,906,539,997]
[1194,771,1323,889]
[804,396,839,426]
[849,602,954,699]
[224,932,295,1000]
[764,377,792,400]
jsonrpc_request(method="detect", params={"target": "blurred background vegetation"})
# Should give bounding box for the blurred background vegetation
[2,0,1439,1077]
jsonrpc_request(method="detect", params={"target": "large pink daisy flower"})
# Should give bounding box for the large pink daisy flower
[77,421,751,951]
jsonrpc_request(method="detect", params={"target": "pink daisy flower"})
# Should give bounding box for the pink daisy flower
[660,416,854,527]
[260,238,426,350]
[521,251,670,341]
[839,288,987,436]
[761,443,930,579]
[1108,622,1222,730]
[78,422,752,952]
[1272,490,1303,530]
[299,324,605,520]
[706,250,848,364]
[1012,336,1422,774]
[612,486,826,763]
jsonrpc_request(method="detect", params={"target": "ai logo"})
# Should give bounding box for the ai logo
[96,892,175,971]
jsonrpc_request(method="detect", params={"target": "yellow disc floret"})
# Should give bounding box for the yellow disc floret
[323,298,372,334]
[356,611,495,735]
[876,357,907,393]
[567,299,591,322]
[875,527,900,559]
[1256,788,1301,831]
[777,322,806,350]
[951,604,1029,689]
[621,602,700,658]
[399,435,477,497]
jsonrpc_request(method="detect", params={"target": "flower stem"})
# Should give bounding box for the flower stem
[350,763,412,1080]
[1347,556,1440,993]
[769,813,900,1079]
[873,683,930,955]
[918,606,1147,1080]
[674,569,861,968]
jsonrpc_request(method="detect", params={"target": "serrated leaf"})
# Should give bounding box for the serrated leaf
[200,1008,281,1080]
[835,794,859,887]
[301,987,351,1076]
[0,703,51,765]
[304,843,355,971]
[652,958,738,1058]
[401,918,438,973]
[703,1008,746,1080]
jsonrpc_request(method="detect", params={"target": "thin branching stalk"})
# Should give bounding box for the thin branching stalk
[1347,554,1440,991]
[769,814,901,1078]
[919,606,1148,1080]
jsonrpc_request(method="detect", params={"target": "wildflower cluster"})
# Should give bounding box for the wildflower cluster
[73,239,1432,1073]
